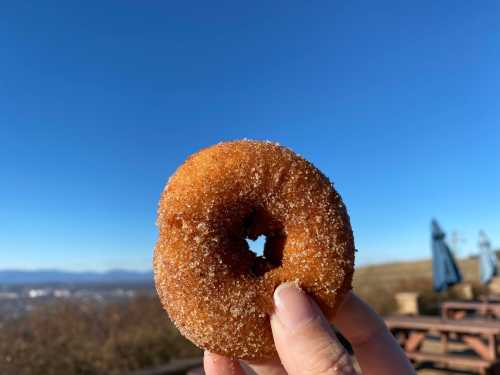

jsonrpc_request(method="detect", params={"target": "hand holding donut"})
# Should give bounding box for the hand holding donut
[153,140,414,373]
[204,285,415,375]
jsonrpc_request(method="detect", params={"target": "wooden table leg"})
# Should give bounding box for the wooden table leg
[493,306,500,319]
[463,335,495,361]
[442,307,448,319]
[441,332,449,354]
[405,331,426,353]
[488,334,497,361]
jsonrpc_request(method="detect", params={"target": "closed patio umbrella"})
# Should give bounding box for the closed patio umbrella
[431,219,462,292]
[479,231,497,284]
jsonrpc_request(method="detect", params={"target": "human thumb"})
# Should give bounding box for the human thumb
[270,283,357,375]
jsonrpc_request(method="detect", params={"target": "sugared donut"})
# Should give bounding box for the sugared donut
[153,140,355,360]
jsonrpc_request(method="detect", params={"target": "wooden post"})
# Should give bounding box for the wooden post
[441,332,449,354]
[395,292,420,315]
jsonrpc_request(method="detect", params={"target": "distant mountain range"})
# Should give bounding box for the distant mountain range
[0,269,153,285]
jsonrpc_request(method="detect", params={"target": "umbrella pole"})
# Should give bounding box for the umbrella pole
[437,291,442,318]
[437,289,448,318]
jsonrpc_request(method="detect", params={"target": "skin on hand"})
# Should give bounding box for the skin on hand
[204,284,415,375]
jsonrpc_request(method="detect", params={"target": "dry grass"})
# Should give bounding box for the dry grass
[0,257,487,374]
[0,295,201,375]
[353,257,486,315]
[355,257,479,286]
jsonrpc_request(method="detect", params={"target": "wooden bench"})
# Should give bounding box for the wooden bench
[481,295,500,303]
[442,301,500,320]
[406,351,493,373]
[386,315,500,374]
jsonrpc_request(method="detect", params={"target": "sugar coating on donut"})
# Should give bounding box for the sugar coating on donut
[153,140,355,360]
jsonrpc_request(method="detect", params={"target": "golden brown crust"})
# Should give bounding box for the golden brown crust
[153,140,355,360]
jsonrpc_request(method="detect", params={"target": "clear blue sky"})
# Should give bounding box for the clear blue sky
[1,2,499,271]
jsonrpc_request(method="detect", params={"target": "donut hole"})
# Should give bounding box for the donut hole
[242,208,285,277]
[245,233,285,266]
[245,233,286,277]
[246,235,266,257]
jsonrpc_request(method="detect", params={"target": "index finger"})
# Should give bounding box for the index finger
[333,291,415,375]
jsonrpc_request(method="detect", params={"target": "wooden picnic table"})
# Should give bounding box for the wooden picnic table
[386,315,500,374]
[442,301,500,320]
[481,295,500,303]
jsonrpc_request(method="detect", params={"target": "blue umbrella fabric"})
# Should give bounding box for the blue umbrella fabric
[431,219,463,292]
[479,231,497,284]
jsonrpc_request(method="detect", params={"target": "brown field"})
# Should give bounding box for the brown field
[0,296,201,375]
[353,256,485,315]
[355,257,480,285]
[0,257,488,375]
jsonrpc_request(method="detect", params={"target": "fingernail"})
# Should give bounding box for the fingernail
[273,282,316,329]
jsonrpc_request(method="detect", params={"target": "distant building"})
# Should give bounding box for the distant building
[53,289,71,298]
[28,289,50,298]
[0,292,18,300]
